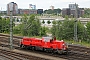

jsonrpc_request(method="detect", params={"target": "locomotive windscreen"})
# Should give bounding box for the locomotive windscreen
[42,37,52,42]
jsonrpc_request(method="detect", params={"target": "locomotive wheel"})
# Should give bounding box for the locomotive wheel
[20,44,24,48]
[20,44,26,49]
[22,45,26,48]
[57,50,63,54]
[32,47,35,51]
[34,47,37,50]
[65,50,69,54]
[43,48,47,52]
[52,49,57,54]
[51,50,54,54]
[20,44,22,48]
[42,48,45,51]
[52,49,56,54]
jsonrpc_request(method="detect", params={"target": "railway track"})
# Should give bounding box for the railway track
[0,34,49,60]
[0,48,48,60]
[18,47,90,60]
[0,33,90,60]
[68,44,90,54]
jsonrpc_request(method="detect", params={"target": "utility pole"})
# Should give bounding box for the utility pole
[10,11,13,50]
[74,3,78,42]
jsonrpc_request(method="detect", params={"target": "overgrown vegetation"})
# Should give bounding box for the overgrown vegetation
[13,14,47,37]
[1,14,90,47]
[51,16,90,43]
[0,17,12,33]
[82,9,90,18]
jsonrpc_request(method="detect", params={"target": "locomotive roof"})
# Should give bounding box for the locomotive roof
[42,36,52,38]
[35,38,42,40]
[55,40,64,42]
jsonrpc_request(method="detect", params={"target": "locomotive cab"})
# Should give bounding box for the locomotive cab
[42,36,55,43]
[42,37,52,42]
[56,40,68,54]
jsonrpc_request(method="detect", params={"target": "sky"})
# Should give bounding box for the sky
[0,0,90,11]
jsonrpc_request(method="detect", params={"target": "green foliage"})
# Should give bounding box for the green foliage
[51,20,57,36]
[77,21,85,40]
[55,21,62,39]
[51,17,85,41]
[60,19,75,40]
[44,9,61,15]
[86,22,90,35]
[47,20,51,24]
[5,18,11,33]
[83,9,90,18]
[40,27,47,36]
[42,20,45,24]
[52,20,57,24]
[86,22,90,42]
[85,9,90,15]
[13,25,21,34]
[0,17,11,33]
[17,14,46,36]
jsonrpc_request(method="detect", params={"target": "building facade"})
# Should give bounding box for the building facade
[18,9,37,15]
[29,4,36,10]
[7,2,18,16]
[62,3,84,18]
[69,4,78,10]
[37,9,43,14]
[50,6,54,10]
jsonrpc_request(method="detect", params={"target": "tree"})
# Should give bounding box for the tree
[13,25,21,34]
[40,27,47,36]
[5,18,10,33]
[86,22,90,42]
[19,14,41,36]
[51,17,85,41]
[77,21,85,41]
[47,20,51,24]
[20,14,28,36]
[42,20,45,24]
[51,20,57,36]
[0,17,13,33]
[44,9,61,15]
[83,9,90,18]
[55,21,62,39]
[61,18,75,40]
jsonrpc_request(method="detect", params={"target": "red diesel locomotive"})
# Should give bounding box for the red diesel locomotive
[20,36,68,54]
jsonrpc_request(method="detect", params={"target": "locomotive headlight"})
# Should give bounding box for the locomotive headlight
[63,44,65,46]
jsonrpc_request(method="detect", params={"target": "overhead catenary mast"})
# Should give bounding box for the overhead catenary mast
[9,4,13,50]
[74,3,78,42]
[10,10,13,50]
